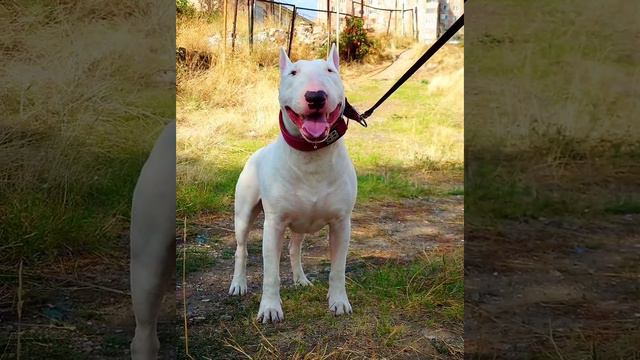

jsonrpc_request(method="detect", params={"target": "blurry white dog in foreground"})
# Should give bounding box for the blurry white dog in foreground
[129,121,175,359]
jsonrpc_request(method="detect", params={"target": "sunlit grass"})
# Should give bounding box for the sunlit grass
[176,30,464,216]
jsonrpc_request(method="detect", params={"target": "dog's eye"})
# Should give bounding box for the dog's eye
[290,70,297,76]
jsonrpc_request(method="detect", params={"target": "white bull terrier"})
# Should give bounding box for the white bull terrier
[229,44,357,323]
[129,121,176,359]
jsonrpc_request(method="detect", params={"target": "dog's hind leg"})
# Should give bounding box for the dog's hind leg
[289,233,312,286]
[229,161,261,296]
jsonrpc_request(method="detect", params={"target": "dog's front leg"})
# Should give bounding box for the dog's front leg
[257,216,286,323]
[328,218,353,315]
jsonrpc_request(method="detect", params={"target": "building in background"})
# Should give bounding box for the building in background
[315,0,463,42]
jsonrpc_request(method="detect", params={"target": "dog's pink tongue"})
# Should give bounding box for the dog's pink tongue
[303,119,328,138]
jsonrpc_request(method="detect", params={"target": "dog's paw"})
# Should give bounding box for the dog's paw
[328,295,352,316]
[257,298,284,324]
[293,273,313,287]
[130,332,159,360]
[228,278,247,296]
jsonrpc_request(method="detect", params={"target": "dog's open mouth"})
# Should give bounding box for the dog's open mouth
[285,103,342,143]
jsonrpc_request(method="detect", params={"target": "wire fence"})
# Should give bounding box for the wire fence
[222,0,416,57]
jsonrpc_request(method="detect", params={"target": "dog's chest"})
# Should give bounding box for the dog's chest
[259,140,356,233]
[281,176,349,213]
[283,188,347,233]
[273,171,354,233]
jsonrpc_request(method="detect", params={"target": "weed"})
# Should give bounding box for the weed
[176,247,215,275]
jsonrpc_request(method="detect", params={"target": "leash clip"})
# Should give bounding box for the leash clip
[343,98,368,128]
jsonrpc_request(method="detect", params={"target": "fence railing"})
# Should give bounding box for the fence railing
[221,0,416,57]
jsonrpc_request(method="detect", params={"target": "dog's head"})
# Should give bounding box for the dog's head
[279,44,344,143]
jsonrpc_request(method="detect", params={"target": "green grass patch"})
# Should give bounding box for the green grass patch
[180,249,463,359]
[604,198,640,215]
[467,151,640,221]
[100,333,131,357]
[447,187,464,196]
[1,146,155,262]
[177,167,241,216]
[357,173,432,201]
[176,140,265,216]
[176,247,215,275]
[282,249,464,326]
[221,248,235,259]
[465,161,598,221]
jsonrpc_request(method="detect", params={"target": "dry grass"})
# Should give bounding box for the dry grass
[176,49,465,213]
[466,0,639,151]
[177,14,456,216]
[0,1,175,259]
[464,0,640,223]
[1,2,176,356]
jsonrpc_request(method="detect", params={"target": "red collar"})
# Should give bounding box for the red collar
[279,111,348,151]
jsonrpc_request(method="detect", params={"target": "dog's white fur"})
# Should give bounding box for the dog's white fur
[129,121,176,359]
[229,45,357,323]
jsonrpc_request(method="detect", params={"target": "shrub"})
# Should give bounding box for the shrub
[177,0,196,17]
[339,17,374,62]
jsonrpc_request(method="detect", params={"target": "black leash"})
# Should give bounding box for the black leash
[344,13,465,128]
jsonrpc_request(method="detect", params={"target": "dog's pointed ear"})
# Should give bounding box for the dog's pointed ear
[327,43,339,72]
[279,47,292,74]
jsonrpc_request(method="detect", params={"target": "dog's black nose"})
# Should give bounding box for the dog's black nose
[305,90,327,110]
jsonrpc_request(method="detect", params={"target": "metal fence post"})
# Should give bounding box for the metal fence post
[335,0,340,54]
[249,0,254,52]
[394,0,398,35]
[411,8,415,40]
[327,0,331,36]
[246,0,250,48]
[288,6,296,57]
[232,0,239,53]
[223,0,228,60]
[401,0,405,36]
[414,6,419,41]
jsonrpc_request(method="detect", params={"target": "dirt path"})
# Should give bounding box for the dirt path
[370,45,425,81]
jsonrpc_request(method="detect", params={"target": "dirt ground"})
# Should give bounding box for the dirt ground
[465,214,640,358]
[0,237,176,359]
[177,195,464,359]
